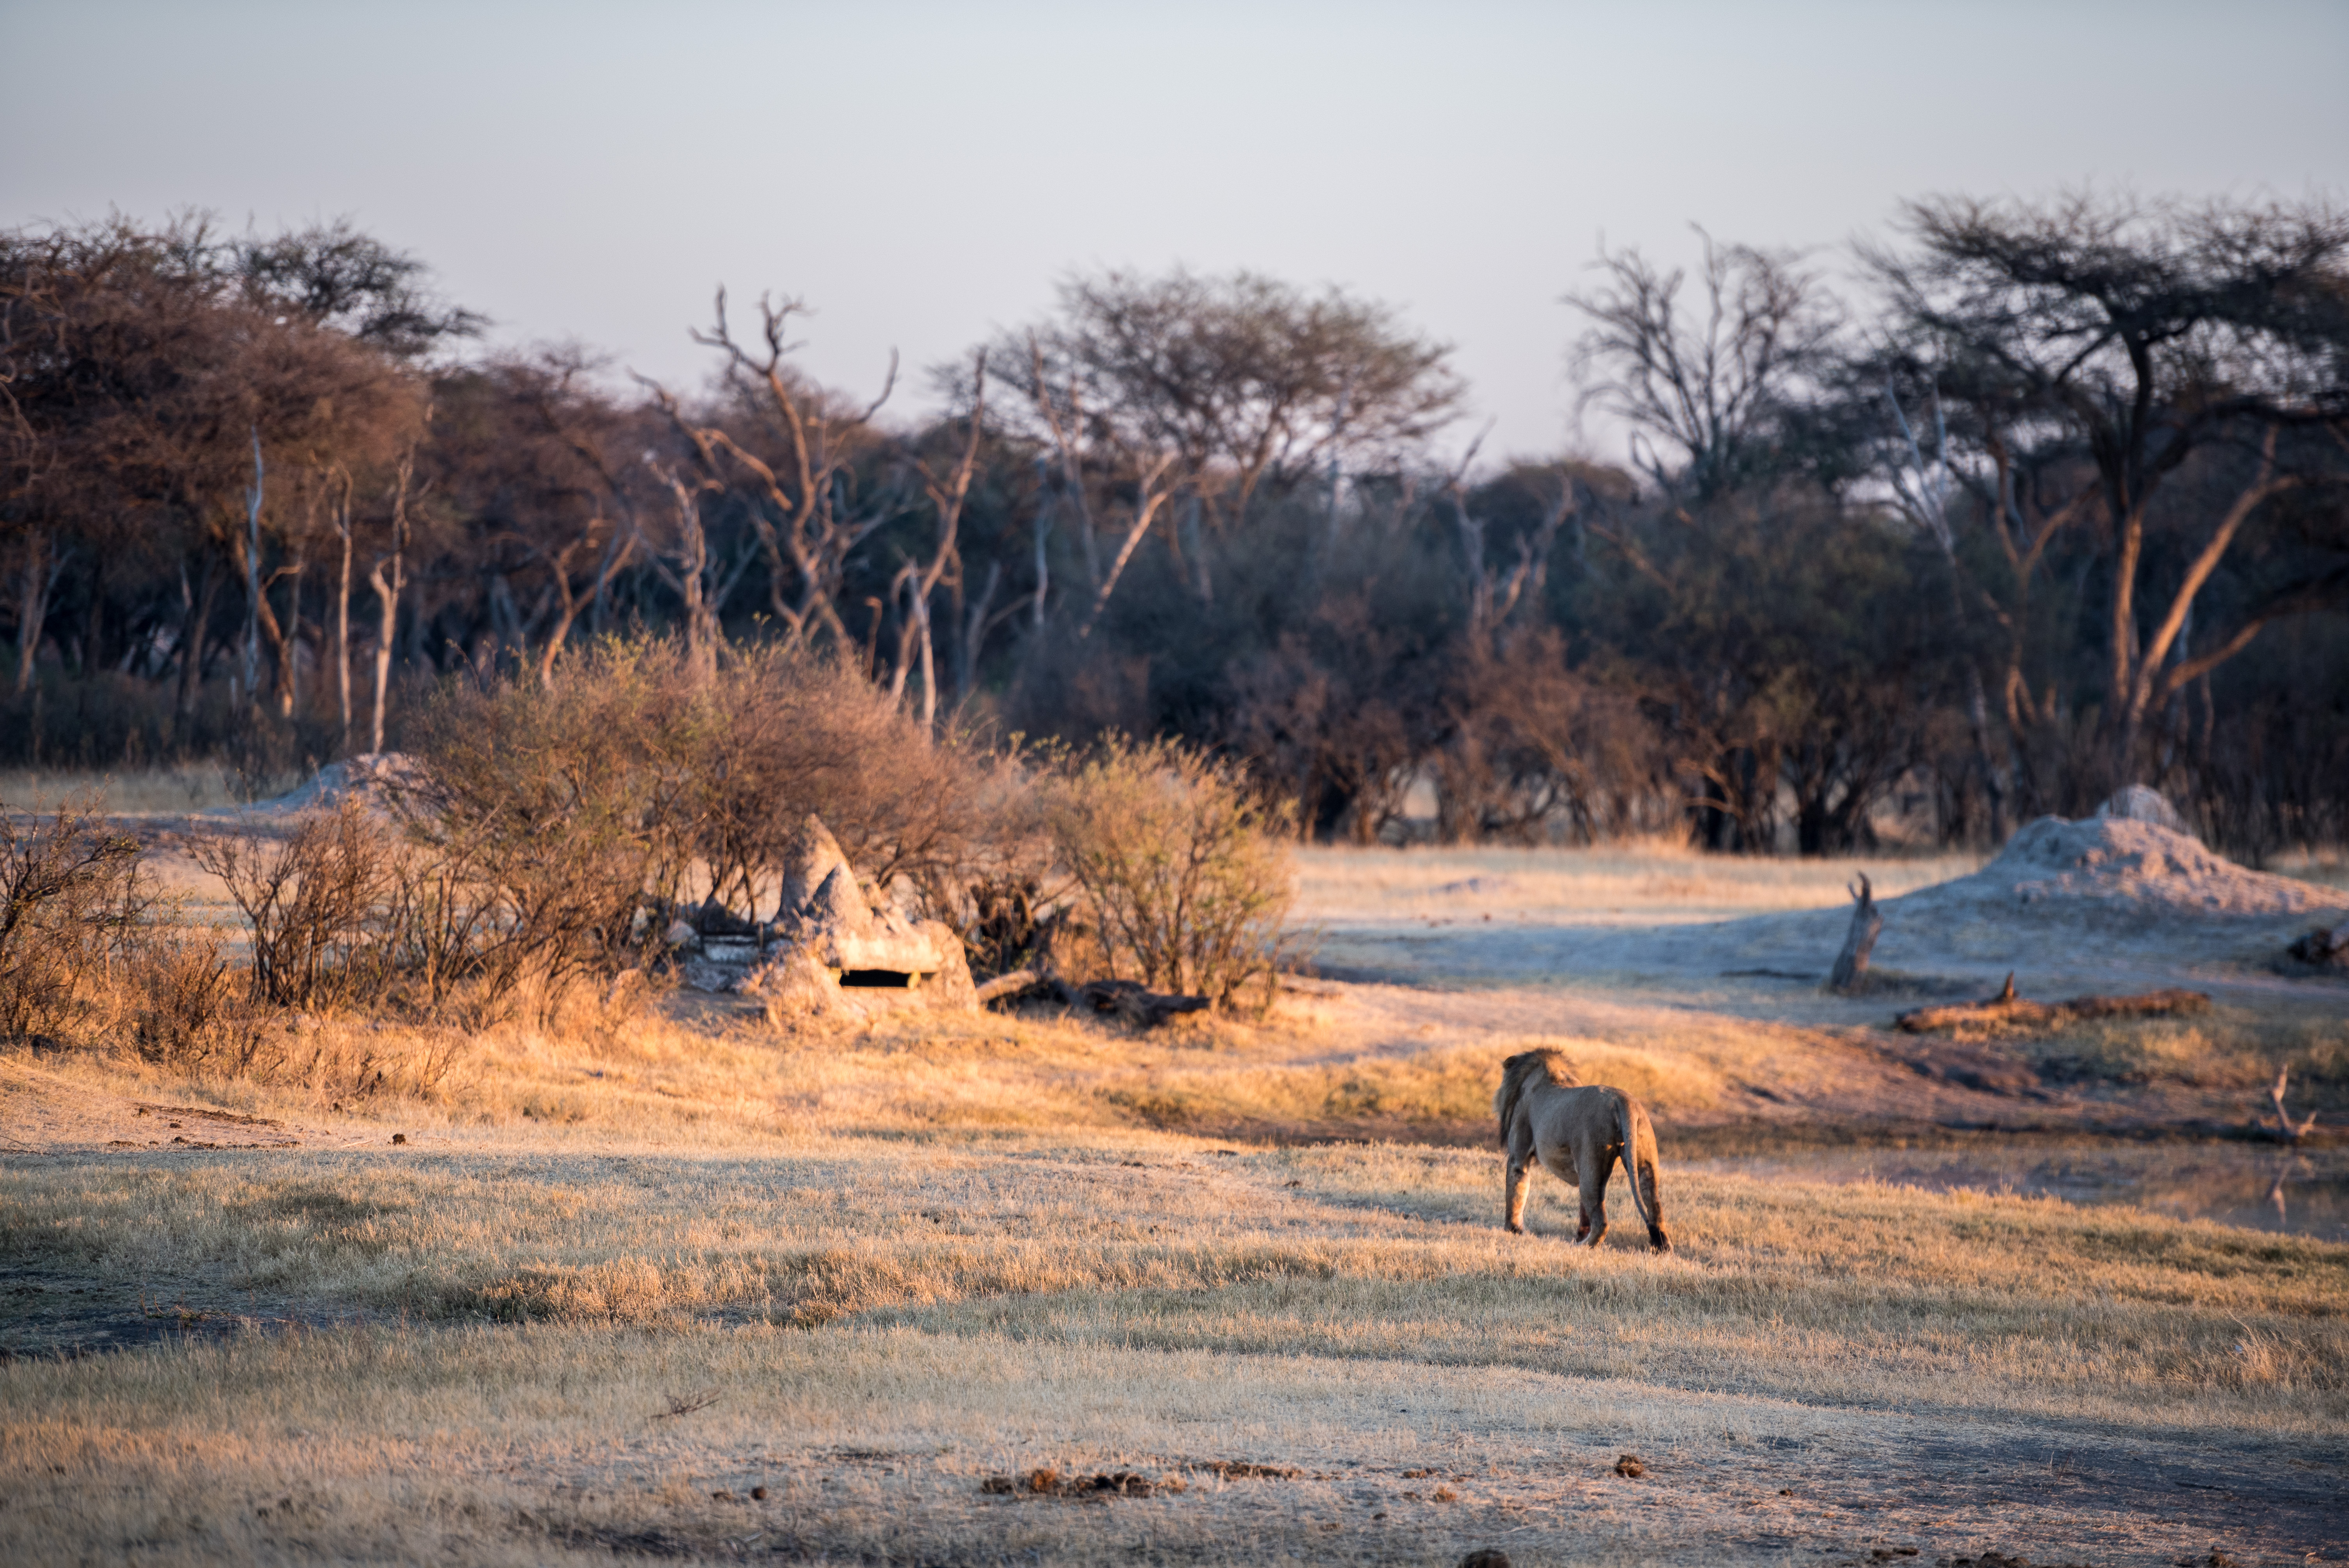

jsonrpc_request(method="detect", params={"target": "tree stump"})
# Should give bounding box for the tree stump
[1828,873,1882,992]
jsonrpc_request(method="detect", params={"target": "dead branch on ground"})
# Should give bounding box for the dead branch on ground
[1893,973,2210,1034]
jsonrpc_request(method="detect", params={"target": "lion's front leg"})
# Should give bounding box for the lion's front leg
[1504,1123,1541,1233]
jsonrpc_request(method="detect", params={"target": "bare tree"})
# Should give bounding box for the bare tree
[1445,432,1578,646]
[1568,229,1840,499]
[889,351,987,728]
[645,289,898,655]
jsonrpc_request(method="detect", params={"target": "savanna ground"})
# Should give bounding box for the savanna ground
[4,779,2347,1566]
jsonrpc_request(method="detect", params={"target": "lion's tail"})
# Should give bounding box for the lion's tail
[1615,1092,1670,1252]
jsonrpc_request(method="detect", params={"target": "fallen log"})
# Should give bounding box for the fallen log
[2287,923,2348,970]
[973,968,1042,1006]
[1067,978,1212,1028]
[1893,973,2210,1034]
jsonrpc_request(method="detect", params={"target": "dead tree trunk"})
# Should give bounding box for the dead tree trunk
[367,440,416,756]
[12,529,57,696]
[1828,873,1882,992]
[332,467,354,748]
[2271,1068,2319,1143]
[242,428,264,715]
[1063,978,1211,1028]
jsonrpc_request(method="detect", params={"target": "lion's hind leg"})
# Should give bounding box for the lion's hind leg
[1635,1151,1670,1252]
[1575,1140,1613,1247]
[1626,1102,1670,1253]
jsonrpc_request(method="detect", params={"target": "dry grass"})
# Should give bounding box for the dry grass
[1293,841,1986,928]
[0,764,249,814]
[1929,1004,2349,1089]
[6,1136,2338,1429]
[3,1129,2342,1564]
[4,825,2346,1564]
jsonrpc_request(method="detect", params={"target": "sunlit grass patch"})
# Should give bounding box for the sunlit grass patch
[1991,1006,2349,1088]
[1293,843,1986,927]
[0,764,246,814]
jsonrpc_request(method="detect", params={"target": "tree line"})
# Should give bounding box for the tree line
[4,194,2345,857]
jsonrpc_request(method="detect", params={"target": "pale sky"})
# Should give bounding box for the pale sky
[6,0,2345,465]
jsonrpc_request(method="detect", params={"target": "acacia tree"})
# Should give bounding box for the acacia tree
[981,268,1462,621]
[1869,192,2349,788]
[0,216,442,728]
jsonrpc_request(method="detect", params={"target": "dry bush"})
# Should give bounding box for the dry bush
[193,798,396,1009]
[690,643,990,919]
[1045,738,1296,1008]
[409,638,992,932]
[118,923,271,1073]
[0,794,146,1042]
[191,786,632,1033]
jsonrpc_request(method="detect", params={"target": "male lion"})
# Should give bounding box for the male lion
[1494,1048,1670,1251]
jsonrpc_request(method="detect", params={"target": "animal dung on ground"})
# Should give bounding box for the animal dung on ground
[1893,974,2210,1034]
[1614,1454,1645,1477]
[982,1468,1180,1498]
[1201,1460,1303,1480]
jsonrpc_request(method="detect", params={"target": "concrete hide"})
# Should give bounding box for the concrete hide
[776,816,851,923]
[744,820,976,1022]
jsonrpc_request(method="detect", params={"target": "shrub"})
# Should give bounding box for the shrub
[406,637,990,930]
[120,925,270,1073]
[692,643,988,919]
[191,782,640,1029]
[0,795,147,1042]
[1045,738,1296,1009]
[193,798,397,1010]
